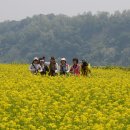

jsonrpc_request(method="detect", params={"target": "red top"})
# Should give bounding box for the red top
[70,64,80,75]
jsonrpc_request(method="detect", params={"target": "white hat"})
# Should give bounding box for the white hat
[33,57,39,61]
[40,59,45,62]
[61,58,66,61]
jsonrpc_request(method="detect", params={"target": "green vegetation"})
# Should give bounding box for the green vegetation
[0,11,130,66]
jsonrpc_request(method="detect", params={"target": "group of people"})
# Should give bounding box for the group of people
[29,56,91,76]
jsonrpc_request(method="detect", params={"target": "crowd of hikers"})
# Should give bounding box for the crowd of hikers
[29,56,91,76]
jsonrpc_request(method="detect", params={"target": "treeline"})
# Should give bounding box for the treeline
[0,10,130,66]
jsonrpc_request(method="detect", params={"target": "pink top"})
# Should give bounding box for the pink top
[70,64,80,75]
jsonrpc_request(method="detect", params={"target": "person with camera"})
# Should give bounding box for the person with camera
[29,57,42,74]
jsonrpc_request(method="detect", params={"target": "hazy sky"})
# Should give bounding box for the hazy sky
[0,0,130,22]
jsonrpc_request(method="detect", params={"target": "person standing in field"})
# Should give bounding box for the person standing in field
[81,59,91,76]
[48,57,58,76]
[70,58,80,76]
[59,58,69,75]
[29,57,42,74]
[39,57,49,75]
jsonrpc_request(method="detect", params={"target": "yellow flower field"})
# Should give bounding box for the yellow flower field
[0,64,130,130]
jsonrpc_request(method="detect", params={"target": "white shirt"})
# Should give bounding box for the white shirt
[29,63,42,73]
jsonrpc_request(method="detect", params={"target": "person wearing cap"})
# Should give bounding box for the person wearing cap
[59,58,69,75]
[39,58,49,75]
[29,57,42,74]
[48,57,59,76]
[70,58,80,76]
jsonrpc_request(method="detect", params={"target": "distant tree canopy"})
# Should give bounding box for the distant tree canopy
[0,11,130,66]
